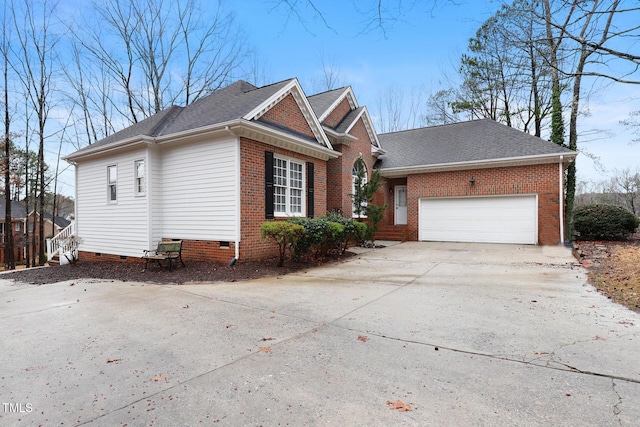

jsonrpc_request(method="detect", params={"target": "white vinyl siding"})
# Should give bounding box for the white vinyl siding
[76,148,150,257]
[156,137,237,241]
[419,195,537,244]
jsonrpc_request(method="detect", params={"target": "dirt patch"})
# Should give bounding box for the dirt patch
[1,253,356,286]
[574,232,640,313]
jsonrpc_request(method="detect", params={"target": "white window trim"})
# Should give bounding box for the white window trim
[134,159,146,196]
[107,165,118,204]
[274,155,306,217]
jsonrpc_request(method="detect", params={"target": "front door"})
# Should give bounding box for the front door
[394,185,407,225]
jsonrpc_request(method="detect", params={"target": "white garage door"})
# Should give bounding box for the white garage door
[419,195,537,244]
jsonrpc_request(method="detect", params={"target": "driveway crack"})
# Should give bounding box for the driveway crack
[611,379,623,426]
[330,325,640,386]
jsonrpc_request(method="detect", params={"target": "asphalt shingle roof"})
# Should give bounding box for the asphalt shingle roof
[307,87,349,119]
[68,79,296,157]
[377,119,575,169]
[335,107,364,133]
[0,200,27,219]
[162,79,292,135]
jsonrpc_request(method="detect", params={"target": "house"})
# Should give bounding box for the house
[62,78,576,264]
[0,200,70,263]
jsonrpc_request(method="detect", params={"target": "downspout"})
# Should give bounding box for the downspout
[559,156,564,245]
[225,125,240,264]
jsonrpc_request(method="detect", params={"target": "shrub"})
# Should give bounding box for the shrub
[260,222,304,267]
[325,213,368,254]
[573,204,640,240]
[287,217,344,258]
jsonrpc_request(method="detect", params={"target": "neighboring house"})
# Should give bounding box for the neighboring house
[0,200,70,263]
[62,78,576,264]
[28,211,71,239]
[0,200,28,263]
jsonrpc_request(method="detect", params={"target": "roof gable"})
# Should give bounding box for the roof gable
[307,87,358,123]
[243,78,332,150]
[334,106,381,149]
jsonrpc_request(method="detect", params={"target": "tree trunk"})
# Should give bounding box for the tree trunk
[2,15,14,270]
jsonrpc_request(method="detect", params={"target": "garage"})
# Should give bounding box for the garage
[419,195,538,244]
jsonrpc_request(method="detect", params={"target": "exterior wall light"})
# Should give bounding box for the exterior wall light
[470,177,476,186]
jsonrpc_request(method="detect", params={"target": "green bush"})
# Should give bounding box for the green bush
[325,213,368,254]
[287,217,344,258]
[573,204,640,240]
[260,222,304,267]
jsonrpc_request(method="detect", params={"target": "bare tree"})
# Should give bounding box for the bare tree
[311,52,346,93]
[11,0,60,265]
[538,0,640,235]
[375,86,405,133]
[424,88,461,126]
[1,2,15,269]
[609,167,640,215]
[271,0,448,37]
[621,110,640,144]
[70,0,249,130]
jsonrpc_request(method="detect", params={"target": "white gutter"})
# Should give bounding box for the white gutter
[63,135,156,162]
[380,152,578,178]
[65,119,340,163]
[559,156,564,245]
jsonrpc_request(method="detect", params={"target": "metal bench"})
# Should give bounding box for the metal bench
[142,240,185,271]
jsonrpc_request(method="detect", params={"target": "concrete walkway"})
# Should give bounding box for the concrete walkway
[1,242,639,426]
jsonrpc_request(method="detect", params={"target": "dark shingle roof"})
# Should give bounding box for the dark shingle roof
[0,200,27,219]
[378,119,575,169]
[307,87,349,118]
[68,79,296,157]
[162,79,292,134]
[43,212,71,229]
[79,106,184,153]
[335,107,364,133]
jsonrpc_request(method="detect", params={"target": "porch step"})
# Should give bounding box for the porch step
[47,255,60,266]
[373,225,408,242]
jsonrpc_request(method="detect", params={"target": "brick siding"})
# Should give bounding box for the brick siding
[400,163,562,245]
[326,117,377,216]
[258,93,315,139]
[239,137,328,261]
[322,98,352,128]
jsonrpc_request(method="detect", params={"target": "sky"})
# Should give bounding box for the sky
[229,0,640,187]
[9,0,638,197]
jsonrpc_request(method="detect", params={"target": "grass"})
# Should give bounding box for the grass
[588,245,640,313]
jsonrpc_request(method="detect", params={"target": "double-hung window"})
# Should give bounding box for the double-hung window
[107,165,117,203]
[134,160,146,196]
[273,157,304,216]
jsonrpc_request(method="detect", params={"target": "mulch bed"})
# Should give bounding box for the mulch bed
[1,253,356,286]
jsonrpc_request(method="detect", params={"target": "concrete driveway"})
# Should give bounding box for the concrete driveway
[1,242,639,426]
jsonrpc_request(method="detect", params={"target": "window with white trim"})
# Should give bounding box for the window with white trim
[352,159,368,217]
[134,160,146,195]
[274,156,305,216]
[107,165,117,203]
